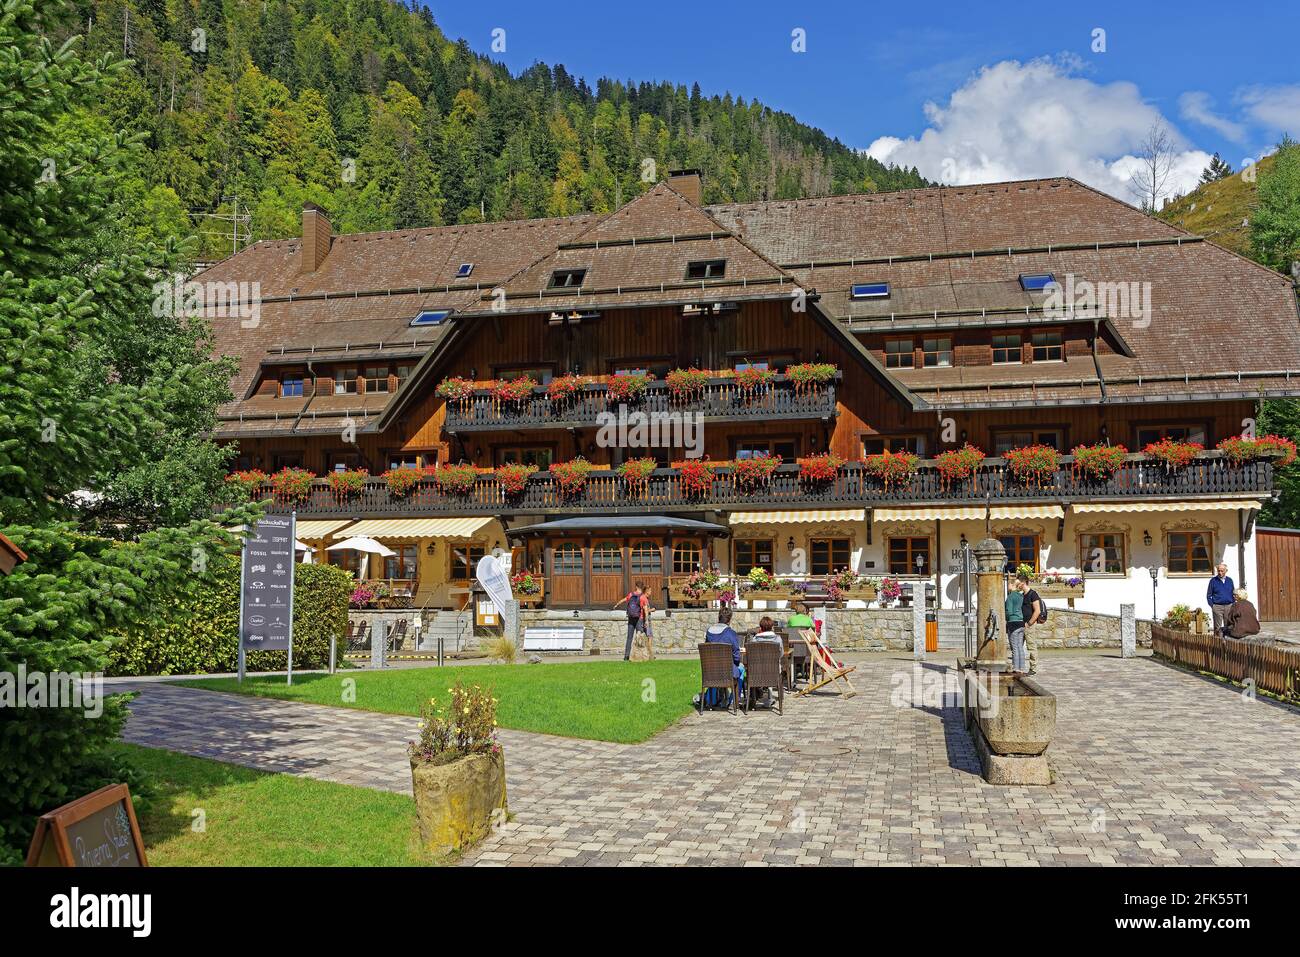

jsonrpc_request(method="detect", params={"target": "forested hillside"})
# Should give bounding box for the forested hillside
[63,0,927,260]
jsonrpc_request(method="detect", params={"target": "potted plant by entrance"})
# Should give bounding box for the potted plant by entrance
[408,681,507,857]
[510,570,544,605]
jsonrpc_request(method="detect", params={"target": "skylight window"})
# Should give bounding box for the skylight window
[548,268,587,289]
[410,309,450,326]
[851,282,890,299]
[685,259,727,280]
[456,263,474,278]
[1019,273,1057,291]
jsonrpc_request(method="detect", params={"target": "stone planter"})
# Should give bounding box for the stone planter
[410,750,507,856]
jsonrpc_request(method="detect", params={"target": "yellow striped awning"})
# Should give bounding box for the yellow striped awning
[874,506,986,522]
[295,519,354,539]
[333,517,495,539]
[729,509,866,525]
[1072,500,1263,514]
[989,505,1065,520]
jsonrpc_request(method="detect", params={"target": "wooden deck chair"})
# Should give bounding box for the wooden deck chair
[388,619,408,653]
[794,627,858,698]
[347,620,369,652]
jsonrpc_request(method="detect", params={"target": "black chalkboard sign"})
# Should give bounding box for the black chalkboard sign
[26,784,148,867]
[240,513,296,653]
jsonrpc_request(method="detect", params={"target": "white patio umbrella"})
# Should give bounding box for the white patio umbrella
[327,535,394,580]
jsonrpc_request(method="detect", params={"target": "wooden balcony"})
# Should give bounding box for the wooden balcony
[249,453,1273,518]
[443,374,839,432]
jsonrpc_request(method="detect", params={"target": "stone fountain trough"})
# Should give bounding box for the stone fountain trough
[960,667,1056,785]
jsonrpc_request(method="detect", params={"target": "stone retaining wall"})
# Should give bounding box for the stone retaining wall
[1031,608,1152,649]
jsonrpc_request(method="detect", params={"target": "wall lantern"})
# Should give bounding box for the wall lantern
[426,542,437,556]
[1143,530,1153,546]
[787,536,796,550]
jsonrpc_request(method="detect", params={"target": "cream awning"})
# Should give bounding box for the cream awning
[333,517,495,539]
[295,519,354,539]
[989,505,1065,520]
[873,506,986,522]
[729,509,866,525]
[1072,500,1263,514]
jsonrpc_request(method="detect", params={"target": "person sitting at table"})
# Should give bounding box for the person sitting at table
[748,616,784,704]
[1224,588,1261,639]
[786,601,814,632]
[705,606,744,707]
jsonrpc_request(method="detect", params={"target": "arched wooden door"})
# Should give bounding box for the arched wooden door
[550,541,585,606]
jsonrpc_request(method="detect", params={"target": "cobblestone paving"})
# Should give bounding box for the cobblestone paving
[120,654,1300,866]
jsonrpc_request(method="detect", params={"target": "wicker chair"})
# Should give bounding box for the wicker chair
[697,642,742,714]
[745,640,784,714]
[788,635,811,684]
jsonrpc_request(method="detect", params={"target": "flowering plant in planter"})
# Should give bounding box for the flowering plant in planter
[734,366,777,393]
[491,375,537,405]
[349,585,375,609]
[550,457,595,498]
[799,453,845,484]
[734,452,781,491]
[1217,433,1298,466]
[677,458,715,497]
[435,376,476,403]
[409,681,499,764]
[665,367,711,400]
[494,463,537,496]
[1143,437,1203,469]
[864,449,918,488]
[786,362,837,391]
[1071,442,1128,481]
[746,567,776,590]
[1038,573,1084,587]
[877,577,902,607]
[224,469,267,500]
[510,570,542,596]
[432,463,480,495]
[546,373,583,404]
[617,457,658,491]
[270,467,316,502]
[327,467,370,497]
[605,372,651,403]
[681,569,723,599]
[383,465,428,497]
[934,443,985,485]
[1003,444,1060,486]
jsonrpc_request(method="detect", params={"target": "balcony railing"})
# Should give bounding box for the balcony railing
[443,374,839,431]
[249,453,1273,518]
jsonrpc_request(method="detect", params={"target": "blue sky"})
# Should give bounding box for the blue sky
[427,0,1300,200]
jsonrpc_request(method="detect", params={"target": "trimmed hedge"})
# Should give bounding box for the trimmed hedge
[107,558,352,676]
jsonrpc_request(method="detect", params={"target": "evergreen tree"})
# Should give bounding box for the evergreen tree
[1199,152,1234,185]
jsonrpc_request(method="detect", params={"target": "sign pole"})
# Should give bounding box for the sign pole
[237,530,247,684]
[287,511,296,686]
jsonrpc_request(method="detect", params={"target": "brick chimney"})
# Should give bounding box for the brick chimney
[667,169,703,205]
[300,203,332,274]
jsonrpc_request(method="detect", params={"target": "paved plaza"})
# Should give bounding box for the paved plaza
[120,653,1300,866]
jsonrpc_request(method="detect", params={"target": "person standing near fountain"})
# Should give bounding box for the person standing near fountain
[1019,573,1043,674]
[1005,578,1028,675]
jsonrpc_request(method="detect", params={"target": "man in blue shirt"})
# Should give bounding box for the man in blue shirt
[1207,563,1235,637]
[704,607,745,707]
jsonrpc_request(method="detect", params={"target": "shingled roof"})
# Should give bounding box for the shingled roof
[202,175,1300,435]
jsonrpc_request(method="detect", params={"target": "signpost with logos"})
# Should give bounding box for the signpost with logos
[238,513,296,684]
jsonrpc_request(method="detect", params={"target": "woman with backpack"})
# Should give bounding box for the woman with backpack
[613,582,650,660]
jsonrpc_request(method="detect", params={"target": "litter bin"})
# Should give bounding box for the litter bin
[925,610,938,652]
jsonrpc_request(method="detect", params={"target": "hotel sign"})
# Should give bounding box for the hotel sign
[239,514,295,652]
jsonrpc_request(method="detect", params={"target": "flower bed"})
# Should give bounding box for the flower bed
[733,453,781,492]
[605,372,651,403]
[270,466,316,502]
[1071,442,1127,481]
[1143,437,1203,469]
[934,443,984,486]
[435,376,475,403]
[864,449,917,488]
[799,453,844,484]
[431,463,480,496]
[327,467,369,497]
[1003,444,1060,486]
[550,458,595,498]
[1216,433,1298,466]
[494,463,537,496]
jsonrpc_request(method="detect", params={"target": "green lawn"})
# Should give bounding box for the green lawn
[114,743,432,866]
[179,659,701,743]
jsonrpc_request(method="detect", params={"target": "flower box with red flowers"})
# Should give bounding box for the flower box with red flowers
[617,457,658,492]
[270,467,316,502]
[491,375,537,405]
[674,459,715,498]
[327,467,370,498]
[934,443,985,485]
[431,463,480,496]
[604,372,651,403]
[1070,442,1128,481]
[733,366,777,392]
[382,466,429,497]
[864,449,918,488]
[1003,444,1060,486]
[494,463,537,496]
[224,469,268,500]
[786,362,837,392]
[435,376,476,404]
[733,453,781,492]
[1143,437,1203,469]
[550,458,595,498]
[1216,434,1297,466]
[798,453,844,485]
[510,571,545,604]
[664,367,711,400]
[546,373,583,405]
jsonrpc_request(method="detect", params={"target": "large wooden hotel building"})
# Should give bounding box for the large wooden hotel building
[203,171,1300,621]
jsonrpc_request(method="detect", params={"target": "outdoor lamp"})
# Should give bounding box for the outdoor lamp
[915,554,925,572]
[1143,530,1152,546]
[425,542,436,556]
[787,536,796,550]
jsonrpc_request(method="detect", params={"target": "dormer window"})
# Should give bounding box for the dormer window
[279,371,304,397]
[851,282,890,299]
[548,268,587,289]
[1020,273,1056,291]
[685,259,726,280]
[456,263,474,278]
[411,309,450,326]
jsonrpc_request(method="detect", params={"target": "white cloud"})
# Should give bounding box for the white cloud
[1179,91,1245,142]
[1236,85,1300,136]
[867,57,1210,205]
